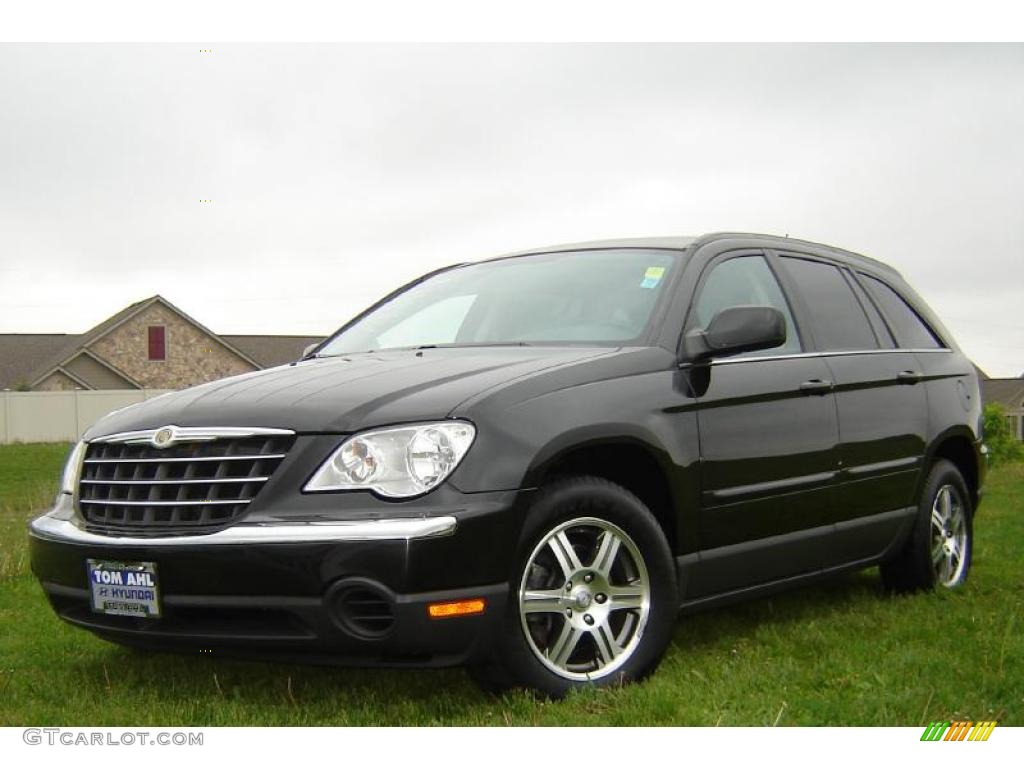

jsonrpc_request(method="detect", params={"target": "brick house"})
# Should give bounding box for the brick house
[0,296,323,391]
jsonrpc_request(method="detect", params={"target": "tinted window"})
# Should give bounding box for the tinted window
[847,274,895,348]
[693,255,801,355]
[780,257,878,351]
[860,274,943,349]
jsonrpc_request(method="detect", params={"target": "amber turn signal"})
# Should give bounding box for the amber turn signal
[427,598,486,619]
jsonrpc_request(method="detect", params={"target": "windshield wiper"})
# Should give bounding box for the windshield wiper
[413,342,532,350]
[315,342,533,358]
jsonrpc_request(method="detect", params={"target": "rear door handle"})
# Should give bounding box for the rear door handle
[897,370,922,385]
[799,379,834,395]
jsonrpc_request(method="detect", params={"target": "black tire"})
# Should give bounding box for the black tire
[470,476,678,698]
[881,459,973,592]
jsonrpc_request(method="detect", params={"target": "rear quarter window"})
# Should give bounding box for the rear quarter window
[860,274,944,349]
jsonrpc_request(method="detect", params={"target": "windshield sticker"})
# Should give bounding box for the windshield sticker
[640,266,666,289]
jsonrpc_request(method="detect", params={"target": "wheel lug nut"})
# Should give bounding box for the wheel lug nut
[565,581,572,590]
[565,608,573,617]
[595,593,606,604]
[584,573,593,583]
[584,614,594,625]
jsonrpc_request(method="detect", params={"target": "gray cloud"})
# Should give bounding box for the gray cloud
[1,43,1022,375]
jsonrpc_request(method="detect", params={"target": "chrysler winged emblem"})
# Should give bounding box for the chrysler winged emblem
[151,426,176,449]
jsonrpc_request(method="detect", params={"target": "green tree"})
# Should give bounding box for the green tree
[983,402,1023,466]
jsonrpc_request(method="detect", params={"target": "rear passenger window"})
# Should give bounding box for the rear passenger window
[860,274,943,349]
[693,254,801,356]
[780,257,878,351]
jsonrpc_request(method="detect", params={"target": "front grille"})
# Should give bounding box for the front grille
[78,432,294,536]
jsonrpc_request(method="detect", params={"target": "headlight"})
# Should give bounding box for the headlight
[304,421,476,498]
[59,441,87,496]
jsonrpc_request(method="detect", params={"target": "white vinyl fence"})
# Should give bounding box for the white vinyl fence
[0,389,172,444]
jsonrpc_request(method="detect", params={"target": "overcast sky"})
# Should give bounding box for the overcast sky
[1,43,1021,375]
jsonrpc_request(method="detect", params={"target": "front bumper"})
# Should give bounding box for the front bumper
[29,488,527,667]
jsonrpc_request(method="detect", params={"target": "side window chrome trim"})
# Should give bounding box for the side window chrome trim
[679,347,954,368]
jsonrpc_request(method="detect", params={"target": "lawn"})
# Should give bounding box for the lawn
[1,442,1020,726]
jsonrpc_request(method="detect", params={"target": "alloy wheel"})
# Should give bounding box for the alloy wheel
[518,517,651,681]
[930,483,968,587]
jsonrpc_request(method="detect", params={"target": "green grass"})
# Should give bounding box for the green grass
[1,442,1020,726]
[0,442,72,582]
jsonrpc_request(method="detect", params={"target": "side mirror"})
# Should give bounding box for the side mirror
[685,305,787,361]
[301,343,319,359]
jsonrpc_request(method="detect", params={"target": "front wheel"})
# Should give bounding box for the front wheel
[471,477,678,697]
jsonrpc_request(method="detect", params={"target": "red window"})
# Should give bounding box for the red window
[148,326,166,361]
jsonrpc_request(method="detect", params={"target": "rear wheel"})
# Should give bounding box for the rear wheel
[471,477,677,697]
[881,459,973,592]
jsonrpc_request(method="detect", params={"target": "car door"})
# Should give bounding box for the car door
[683,250,841,597]
[773,253,928,565]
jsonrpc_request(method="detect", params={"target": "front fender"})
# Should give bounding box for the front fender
[448,367,700,499]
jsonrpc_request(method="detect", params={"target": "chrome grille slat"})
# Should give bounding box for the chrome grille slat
[93,426,294,445]
[81,477,270,485]
[80,498,253,506]
[85,454,286,464]
[77,430,294,537]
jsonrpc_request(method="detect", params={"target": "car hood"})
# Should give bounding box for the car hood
[83,346,619,438]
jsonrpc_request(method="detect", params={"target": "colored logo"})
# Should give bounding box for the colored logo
[921,721,997,741]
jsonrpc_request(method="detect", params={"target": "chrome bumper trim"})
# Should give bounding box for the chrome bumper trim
[29,513,457,546]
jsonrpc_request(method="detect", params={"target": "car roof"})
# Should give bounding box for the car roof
[493,232,900,278]
[495,236,698,259]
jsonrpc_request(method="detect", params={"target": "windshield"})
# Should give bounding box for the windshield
[317,248,681,356]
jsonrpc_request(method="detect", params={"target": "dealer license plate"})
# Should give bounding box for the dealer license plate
[87,559,161,618]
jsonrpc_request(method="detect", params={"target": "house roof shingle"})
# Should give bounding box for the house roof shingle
[0,334,79,389]
[981,378,1024,409]
[222,335,324,368]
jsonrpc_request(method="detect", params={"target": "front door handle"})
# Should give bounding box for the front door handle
[897,370,922,385]
[799,379,834,395]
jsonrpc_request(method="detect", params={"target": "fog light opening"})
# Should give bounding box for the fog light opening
[326,579,396,639]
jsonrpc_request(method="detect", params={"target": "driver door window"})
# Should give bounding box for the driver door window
[693,254,802,356]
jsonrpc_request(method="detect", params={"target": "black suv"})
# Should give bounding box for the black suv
[30,233,984,696]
